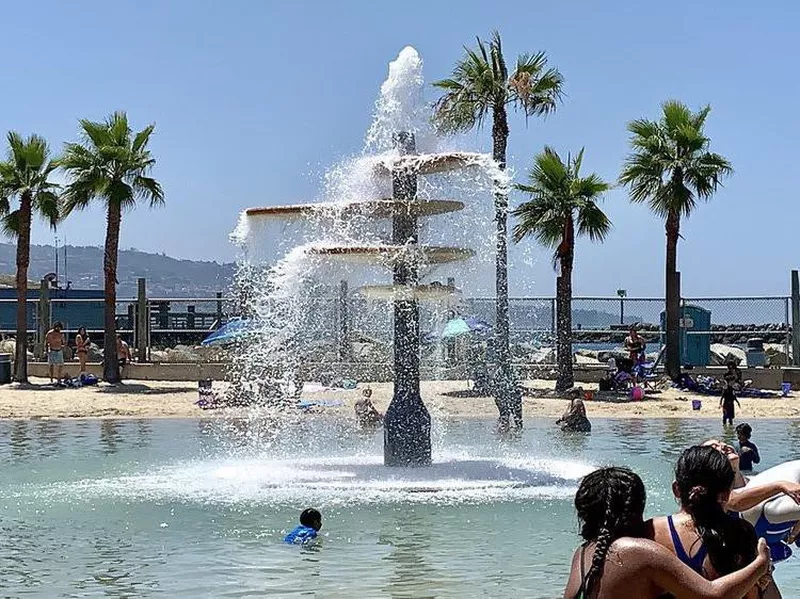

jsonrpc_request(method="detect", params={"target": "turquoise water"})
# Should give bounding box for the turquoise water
[1,417,799,597]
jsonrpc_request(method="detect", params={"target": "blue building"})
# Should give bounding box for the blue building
[0,288,105,333]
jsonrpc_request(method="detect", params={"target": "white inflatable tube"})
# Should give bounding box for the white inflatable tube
[739,460,800,541]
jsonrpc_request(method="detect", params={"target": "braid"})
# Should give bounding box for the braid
[575,467,646,596]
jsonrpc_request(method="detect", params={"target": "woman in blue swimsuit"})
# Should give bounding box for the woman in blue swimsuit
[647,446,778,598]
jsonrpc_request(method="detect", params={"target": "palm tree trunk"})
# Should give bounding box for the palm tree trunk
[665,210,681,380]
[555,227,575,392]
[491,103,520,429]
[103,202,122,383]
[13,194,32,383]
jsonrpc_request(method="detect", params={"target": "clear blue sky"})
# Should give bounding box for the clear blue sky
[3,0,798,296]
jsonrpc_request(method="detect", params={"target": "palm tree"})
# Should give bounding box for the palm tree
[61,112,164,383]
[433,31,564,428]
[0,133,60,383]
[513,148,611,391]
[619,101,731,380]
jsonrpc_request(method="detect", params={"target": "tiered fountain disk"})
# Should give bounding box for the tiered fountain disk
[245,135,481,466]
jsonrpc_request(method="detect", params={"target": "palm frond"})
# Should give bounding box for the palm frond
[62,113,164,215]
[1,209,21,238]
[513,147,611,253]
[621,102,731,220]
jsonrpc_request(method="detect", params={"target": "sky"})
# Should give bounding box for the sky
[2,0,798,297]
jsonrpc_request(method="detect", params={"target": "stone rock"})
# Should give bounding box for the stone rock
[597,350,628,363]
[765,343,791,367]
[0,339,15,355]
[574,353,599,365]
[710,343,746,366]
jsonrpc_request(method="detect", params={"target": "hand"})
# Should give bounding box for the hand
[779,482,800,504]
[740,446,751,454]
[755,538,771,574]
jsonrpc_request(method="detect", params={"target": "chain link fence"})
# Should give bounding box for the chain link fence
[3,286,793,367]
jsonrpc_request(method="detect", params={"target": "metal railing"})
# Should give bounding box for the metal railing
[1,284,794,367]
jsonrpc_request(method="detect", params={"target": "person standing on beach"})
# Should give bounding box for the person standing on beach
[45,322,65,384]
[624,325,645,361]
[75,327,89,375]
[720,384,741,427]
[115,334,131,381]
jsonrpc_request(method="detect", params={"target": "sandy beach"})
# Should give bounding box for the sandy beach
[1,377,799,420]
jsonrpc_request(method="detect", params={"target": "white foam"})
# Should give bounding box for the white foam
[25,454,594,507]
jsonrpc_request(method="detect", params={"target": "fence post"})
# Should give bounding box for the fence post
[136,278,148,363]
[215,292,223,326]
[36,279,50,360]
[792,270,800,366]
[550,298,556,337]
[337,280,349,361]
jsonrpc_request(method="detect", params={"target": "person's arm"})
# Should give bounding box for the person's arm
[752,445,761,464]
[729,481,800,511]
[736,397,742,408]
[641,537,769,599]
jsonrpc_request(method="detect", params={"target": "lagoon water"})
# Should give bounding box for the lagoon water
[2,417,799,597]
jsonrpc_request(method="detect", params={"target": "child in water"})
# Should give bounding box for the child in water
[719,384,741,426]
[284,508,322,545]
[736,423,760,471]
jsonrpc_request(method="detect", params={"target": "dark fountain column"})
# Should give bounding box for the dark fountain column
[384,131,432,467]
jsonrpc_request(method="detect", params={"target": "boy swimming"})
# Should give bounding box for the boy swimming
[284,508,322,545]
[736,423,760,472]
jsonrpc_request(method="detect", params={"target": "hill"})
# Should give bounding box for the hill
[0,243,235,297]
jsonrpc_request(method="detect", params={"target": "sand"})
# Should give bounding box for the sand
[1,377,799,420]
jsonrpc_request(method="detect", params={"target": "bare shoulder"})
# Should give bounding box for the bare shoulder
[612,537,672,561]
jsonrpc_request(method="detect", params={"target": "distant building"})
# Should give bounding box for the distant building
[0,288,105,333]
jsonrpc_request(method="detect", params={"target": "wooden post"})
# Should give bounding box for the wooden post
[384,131,431,467]
[136,278,148,363]
[792,270,799,366]
[445,277,456,364]
[36,279,50,359]
[215,292,223,326]
[337,280,350,361]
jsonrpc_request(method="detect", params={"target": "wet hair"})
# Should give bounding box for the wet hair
[675,445,745,575]
[735,423,752,439]
[300,508,322,530]
[575,467,646,595]
[77,327,87,337]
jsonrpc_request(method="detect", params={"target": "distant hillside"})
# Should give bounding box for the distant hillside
[0,243,235,297]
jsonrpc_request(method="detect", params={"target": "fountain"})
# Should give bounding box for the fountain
[233,47,503,466]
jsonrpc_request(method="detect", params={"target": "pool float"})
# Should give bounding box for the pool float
[739,460,800,561]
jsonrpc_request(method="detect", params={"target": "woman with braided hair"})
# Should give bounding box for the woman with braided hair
[647,446,780,598]
[563,466,770,599]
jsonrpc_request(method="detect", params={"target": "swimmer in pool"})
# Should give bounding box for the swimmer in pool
[284,508,322,545]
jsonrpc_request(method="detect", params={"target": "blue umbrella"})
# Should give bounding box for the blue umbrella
[201,318,259,346]
[440,315,492,339]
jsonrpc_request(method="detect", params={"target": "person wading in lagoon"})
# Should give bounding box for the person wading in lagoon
[75,327,89,375]
[646,445,780,598]
[46,322,65,384]
[562,466,770,599]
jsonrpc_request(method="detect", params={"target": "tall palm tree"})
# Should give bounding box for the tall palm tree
[513,148,611,391]
[619,101,731,380]
[433,31,564,428]
[61,112,164,383]
[0,133,60,383]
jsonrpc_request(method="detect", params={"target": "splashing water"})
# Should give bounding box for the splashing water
[228,45,507,412]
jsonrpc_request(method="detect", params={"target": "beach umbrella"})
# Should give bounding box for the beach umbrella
[201,318,258,346]
[440,315,492,339]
